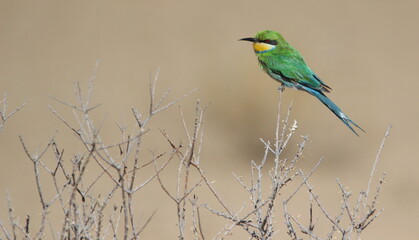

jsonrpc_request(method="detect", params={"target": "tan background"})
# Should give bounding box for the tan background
[0,0,418,239]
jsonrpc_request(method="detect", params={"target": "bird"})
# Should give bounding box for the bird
[240,30,364,136]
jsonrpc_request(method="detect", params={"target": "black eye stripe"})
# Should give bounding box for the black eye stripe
[260,39,278,45]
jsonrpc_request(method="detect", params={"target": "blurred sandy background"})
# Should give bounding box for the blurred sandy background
[0,0,418,239]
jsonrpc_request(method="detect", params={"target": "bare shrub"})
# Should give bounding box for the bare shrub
[0,67,390,240]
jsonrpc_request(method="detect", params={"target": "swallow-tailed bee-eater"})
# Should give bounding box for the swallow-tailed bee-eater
[240,30,364,136]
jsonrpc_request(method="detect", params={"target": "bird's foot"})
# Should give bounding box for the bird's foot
[278,84,285,92]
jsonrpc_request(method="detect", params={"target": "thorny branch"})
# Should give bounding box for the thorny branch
[0,66,194,240]
[0,93,26,133]
[282,125,392,240]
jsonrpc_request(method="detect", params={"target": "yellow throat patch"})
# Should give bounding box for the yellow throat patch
[253,42,275,53]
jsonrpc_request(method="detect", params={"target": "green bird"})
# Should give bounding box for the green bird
[240,30,364,136]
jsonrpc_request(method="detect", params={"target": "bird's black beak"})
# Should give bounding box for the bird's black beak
[239,37,258,42]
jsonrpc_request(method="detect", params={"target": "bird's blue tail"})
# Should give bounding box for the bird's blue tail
[299,85,365,136]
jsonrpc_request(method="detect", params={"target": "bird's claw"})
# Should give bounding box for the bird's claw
[278,84,285,92]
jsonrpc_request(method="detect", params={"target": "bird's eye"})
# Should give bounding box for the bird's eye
[262,39,278,45]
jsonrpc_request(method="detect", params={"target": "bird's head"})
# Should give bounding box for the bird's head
[240,30,287,54]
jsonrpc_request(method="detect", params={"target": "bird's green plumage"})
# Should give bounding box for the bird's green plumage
[240,30,364,135]
[254,30,330,92]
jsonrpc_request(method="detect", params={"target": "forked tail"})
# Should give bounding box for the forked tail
[300,85,365,136]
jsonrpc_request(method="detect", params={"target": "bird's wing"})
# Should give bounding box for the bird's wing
[270,54,331,92]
